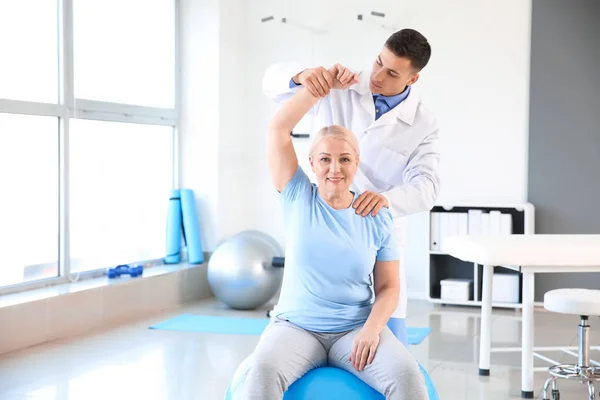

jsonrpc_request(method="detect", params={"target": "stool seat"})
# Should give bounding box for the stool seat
[544,288,600,316]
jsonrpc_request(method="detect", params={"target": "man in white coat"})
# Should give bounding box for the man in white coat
[262,28,440,345]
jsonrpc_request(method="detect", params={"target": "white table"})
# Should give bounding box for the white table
[442,234,600,398]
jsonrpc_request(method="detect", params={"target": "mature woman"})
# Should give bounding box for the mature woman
[242,67,428,400]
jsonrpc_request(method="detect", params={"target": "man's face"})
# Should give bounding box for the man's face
[369,46,420,96]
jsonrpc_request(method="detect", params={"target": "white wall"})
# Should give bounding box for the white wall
[179,0,221,251]
[180,0,250,251]
[180,0,532,298]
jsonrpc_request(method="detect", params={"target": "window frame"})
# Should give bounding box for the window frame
[0,0,180,295]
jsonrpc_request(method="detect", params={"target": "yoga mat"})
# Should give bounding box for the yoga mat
[165,189,182,264]
[149,314,269,335]
[149,314,432,344]
[180,189,204,264]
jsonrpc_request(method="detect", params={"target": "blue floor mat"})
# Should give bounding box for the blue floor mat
[150,314,432,344]
[149,314,270,335]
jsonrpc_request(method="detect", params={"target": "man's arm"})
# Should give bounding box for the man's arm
[381,126,441,217]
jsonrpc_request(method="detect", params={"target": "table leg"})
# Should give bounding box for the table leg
[479,264,493,376]
[521,272,535,398]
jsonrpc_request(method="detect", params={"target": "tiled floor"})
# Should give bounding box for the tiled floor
[0,298,599,400]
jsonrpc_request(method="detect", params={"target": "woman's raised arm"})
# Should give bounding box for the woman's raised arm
[267,65,358,192]
[267,87,321,192]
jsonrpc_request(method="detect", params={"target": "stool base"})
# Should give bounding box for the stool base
[542,365,600,400]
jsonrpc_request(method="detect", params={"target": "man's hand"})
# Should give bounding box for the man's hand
[349,325,380,371]
[353,191,389,217]
[329,64,359,89]
[293,67,334,98]
[292,64,358,97]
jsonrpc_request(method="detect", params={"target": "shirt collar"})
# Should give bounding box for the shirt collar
[373,85,411,109]
[350,71,420,125]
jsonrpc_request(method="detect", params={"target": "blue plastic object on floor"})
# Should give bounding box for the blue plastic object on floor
[407,327,432,345]
[149,314,269,335]
[388,317,432,347]
[224,355,439,400]
[387,317,409,347]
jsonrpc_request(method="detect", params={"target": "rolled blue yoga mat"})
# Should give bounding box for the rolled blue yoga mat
[180,189,204,264]
[165,189,182,264]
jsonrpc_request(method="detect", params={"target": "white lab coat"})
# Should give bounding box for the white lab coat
[263,62,441,319]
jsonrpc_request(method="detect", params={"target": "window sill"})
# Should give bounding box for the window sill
[0,263,200,309]
[0,261,213,356]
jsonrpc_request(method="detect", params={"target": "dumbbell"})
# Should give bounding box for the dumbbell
[107,264,144,279]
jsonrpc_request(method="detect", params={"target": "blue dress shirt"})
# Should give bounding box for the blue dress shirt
[372,86,410,120]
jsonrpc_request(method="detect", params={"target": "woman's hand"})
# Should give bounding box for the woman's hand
[349,325,380,371]
[295,66,334,97]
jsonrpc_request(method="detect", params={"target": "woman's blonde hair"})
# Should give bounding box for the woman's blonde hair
[309,125,360,158]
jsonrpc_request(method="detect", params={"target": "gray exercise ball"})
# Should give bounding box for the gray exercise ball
[207,230,284,310]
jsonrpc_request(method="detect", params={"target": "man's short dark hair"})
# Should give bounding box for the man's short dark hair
[384,28,431,72]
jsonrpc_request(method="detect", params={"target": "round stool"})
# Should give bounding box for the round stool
[542,288,600,400]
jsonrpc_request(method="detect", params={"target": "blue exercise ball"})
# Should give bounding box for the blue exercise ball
[225,355,251,400]
[419,363,439,400]
[284,367,383,399]
[224,354,438,400]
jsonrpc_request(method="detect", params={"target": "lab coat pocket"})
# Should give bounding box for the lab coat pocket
[373,146,409,188]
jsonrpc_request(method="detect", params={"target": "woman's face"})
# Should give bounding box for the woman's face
[310,136,359,198]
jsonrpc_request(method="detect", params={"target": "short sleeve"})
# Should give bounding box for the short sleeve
[280,165,313,204]
[376,210,400,261]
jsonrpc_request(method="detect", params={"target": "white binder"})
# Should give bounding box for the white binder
[501,213,513,235]
[430,212,441,250]
[468,209,482,235]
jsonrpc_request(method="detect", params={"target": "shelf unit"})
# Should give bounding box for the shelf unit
[427,202,535,309]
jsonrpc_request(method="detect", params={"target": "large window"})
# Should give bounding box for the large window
[69,120,173,273]
[0,114,59,286]
[0,0,178,292]
[0,1,58,103]
[73,0,175,108]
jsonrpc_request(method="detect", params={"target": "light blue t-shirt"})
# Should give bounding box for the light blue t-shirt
[272,166,399,332]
